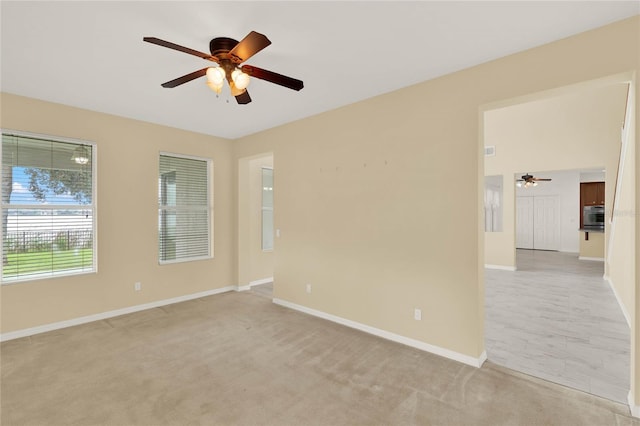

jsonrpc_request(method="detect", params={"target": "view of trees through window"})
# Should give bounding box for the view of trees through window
[1,133,95,282]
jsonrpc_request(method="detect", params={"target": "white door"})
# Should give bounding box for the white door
[533,195,560,251]
[516,195,560,251]
[516,196,534,249]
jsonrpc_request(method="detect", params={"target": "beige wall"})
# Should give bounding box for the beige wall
[603,80,636,394]
[0,93,235,332]
[579,232,605,259]
[484,83,628,269]
[233,17,639,360]
[635,66,640,411]
[607,92,635,323]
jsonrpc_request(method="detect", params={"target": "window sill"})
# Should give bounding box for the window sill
[2,268,97,285]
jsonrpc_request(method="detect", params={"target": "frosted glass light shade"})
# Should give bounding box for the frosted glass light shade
[231,69,250,90]
[206,80,223,94]
[206,67,226,85]
[229,81,246,97]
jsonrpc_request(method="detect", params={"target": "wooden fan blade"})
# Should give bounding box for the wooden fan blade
[532,178,552,181]
[227,79,252,104]
[229,31,271,63]
[241,65,304,91]
[235,90,252,105]
[161,68,209,88]
[144,37,218,62]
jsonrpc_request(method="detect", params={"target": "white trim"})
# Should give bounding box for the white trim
[1,268,96,286]
[249,277,273,287]
[159,254,214,266]
[235,278,273,292]
[605,276,631,328]
[578,256,605,262]
[477,350,488,367]
[484,264,517,271]
[0,286,235,342]
[273,298,486,368]
[629,391,640,418]
[1,128,97,147]
[159,150,212,163]
[607,81,633,261]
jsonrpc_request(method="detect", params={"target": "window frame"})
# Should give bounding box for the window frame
[0,129,98,284]
[158,151,214,265]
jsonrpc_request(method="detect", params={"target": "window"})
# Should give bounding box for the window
[1,131,96,283]
[484,175,503,232]
[261,167,274,251]
[159,153,212,263]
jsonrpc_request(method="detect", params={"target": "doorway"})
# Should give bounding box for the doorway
[481,78,633,404]
[238,153,275,296]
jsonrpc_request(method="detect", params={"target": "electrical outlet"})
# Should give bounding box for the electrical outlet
[414,308,422,321]
[134,282,141,292]
[305,284,312,294]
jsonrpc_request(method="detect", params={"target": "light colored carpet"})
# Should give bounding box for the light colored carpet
[1,290,638,425]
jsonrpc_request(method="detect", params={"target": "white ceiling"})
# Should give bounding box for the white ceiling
[1,1,638,139]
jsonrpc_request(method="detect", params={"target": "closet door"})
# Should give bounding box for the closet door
[516,195,560,251]
[516,196,534,249]
[533,195,560,251]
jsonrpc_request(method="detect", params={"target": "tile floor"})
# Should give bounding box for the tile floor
[485,249,630,403]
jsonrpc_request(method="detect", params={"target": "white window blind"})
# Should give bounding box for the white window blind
[1,132,95,283]
[261,167,274,251]
[159,154,212,263]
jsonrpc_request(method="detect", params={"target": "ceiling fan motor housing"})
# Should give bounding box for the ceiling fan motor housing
[209,37,239,58]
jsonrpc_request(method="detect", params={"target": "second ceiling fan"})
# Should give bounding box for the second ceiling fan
[144,30,304,105]
[516,173,552,188]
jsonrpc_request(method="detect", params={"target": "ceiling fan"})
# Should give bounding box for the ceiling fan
[516,173,552,188]
[143,31,304,105]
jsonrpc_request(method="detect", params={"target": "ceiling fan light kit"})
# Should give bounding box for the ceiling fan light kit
[516,173,552,188]
[143,31,303,105]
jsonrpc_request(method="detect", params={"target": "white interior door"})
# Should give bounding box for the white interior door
[533,195,560,251]
[516,195,560,251]
[516,196,534,249]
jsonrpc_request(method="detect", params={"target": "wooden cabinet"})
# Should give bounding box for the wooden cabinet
[580,182,605,228]
[581,182,605,206]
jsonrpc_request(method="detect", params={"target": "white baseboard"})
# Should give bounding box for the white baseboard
[629,391,640,418]
[249,277,274,287]
[0,286,236,342]
[578,256,605,261]
[273,298,486,368]
[478,349,488,367]
[236,277,274,292]
[605,276,631,328]
[484,264,517,271]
